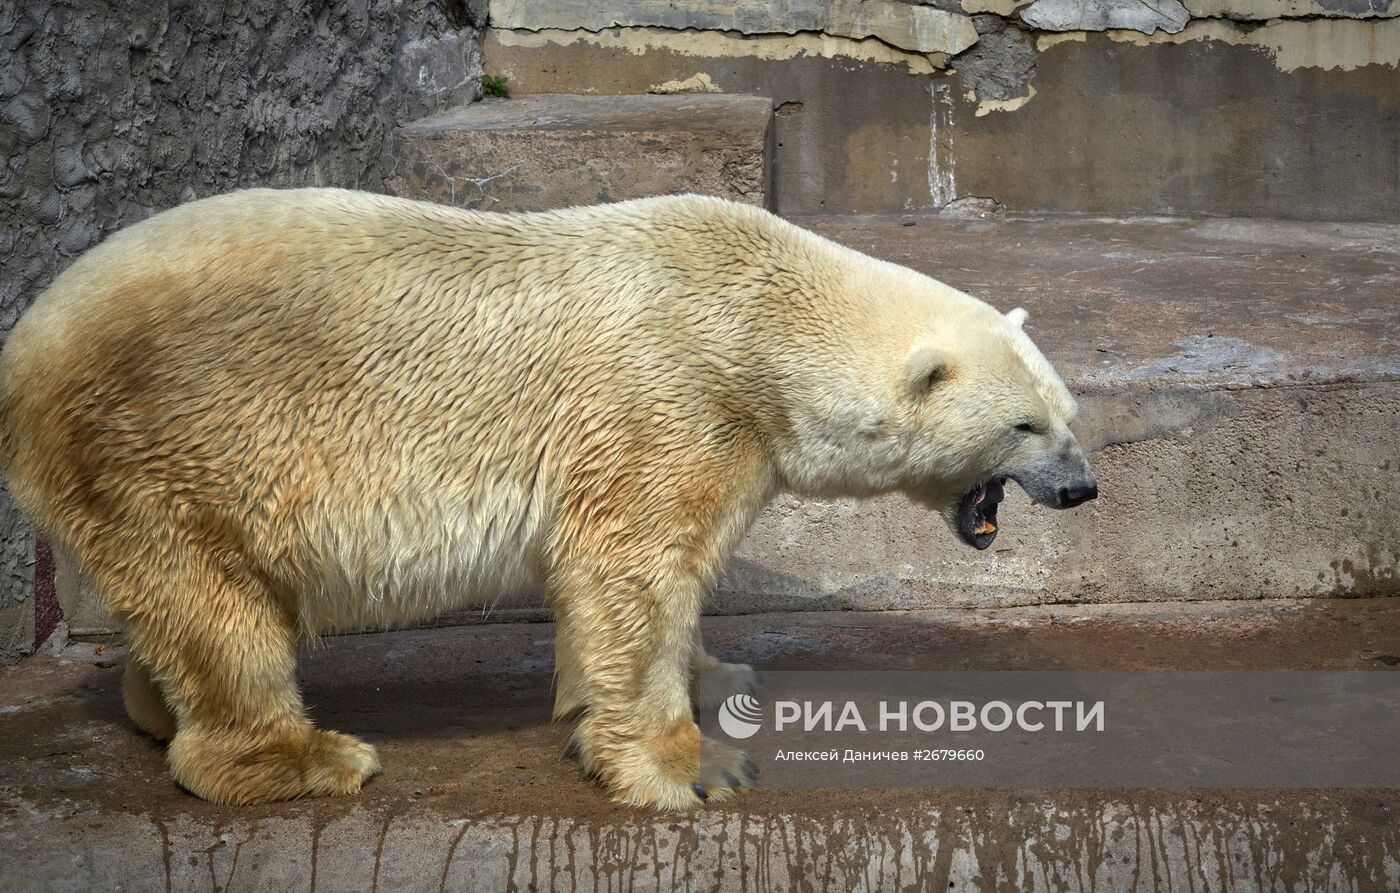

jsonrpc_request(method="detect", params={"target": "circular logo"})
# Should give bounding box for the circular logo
[718,693,764,740]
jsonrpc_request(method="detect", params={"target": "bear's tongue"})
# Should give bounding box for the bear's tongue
[957,478,1005,550]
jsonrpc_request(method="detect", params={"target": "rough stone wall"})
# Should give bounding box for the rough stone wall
[0,0,485,662]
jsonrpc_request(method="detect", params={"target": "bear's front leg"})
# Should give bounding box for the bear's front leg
[552,564,757,809]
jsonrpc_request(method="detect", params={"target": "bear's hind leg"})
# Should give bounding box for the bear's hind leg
[123,655,176,741]
[115,549,380,805]
[551,602,587,722]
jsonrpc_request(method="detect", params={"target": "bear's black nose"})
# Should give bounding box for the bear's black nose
[1058,482,1098,508]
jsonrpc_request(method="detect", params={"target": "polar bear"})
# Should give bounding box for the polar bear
[0,189,1096,809]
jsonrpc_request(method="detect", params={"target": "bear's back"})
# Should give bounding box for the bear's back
[2,189,776,452]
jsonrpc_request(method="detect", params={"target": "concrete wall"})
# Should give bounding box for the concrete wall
[0,0,486,662]
[485,0,1400,218]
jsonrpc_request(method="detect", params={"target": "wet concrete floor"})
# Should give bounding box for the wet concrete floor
[3,598,1398,890]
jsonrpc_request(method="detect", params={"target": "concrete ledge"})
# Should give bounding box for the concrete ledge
[385,94,774,211]
[3,599,1399,890]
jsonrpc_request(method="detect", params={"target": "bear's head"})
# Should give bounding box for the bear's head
[898,306,1097,549]
[772,297,1096,551]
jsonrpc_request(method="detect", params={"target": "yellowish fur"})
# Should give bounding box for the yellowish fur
[0,189,1076,809]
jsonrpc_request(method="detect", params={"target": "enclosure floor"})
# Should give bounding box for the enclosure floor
[3,597,1399,891]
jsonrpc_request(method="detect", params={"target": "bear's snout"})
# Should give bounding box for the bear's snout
[1055,478,1098,509]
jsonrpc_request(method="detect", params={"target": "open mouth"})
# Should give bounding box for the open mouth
[956,478,1006,550]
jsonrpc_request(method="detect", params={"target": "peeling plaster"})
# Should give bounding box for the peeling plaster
[1036,31,1089,48]
[1030,15,1400,69]
[648,72,721,93]
[490,26,949,74]
[1186,0,1398,19]
[970,85,1039,114]
[1099,16,1400,69]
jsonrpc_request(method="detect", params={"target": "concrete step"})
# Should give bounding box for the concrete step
[4,599,1399,890]
[385,93,774,211]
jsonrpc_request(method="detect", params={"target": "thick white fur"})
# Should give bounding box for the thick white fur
[0,189,1075,809]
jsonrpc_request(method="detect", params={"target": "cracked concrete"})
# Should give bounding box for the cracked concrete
[490,0,980,56]
[1020,0,1192,33]
[489,25,949,75]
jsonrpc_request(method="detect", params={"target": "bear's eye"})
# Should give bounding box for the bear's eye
[1014,421,1040,434]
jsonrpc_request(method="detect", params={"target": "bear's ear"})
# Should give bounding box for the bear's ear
[904,344,953,395]
[1006,308,1029,329]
